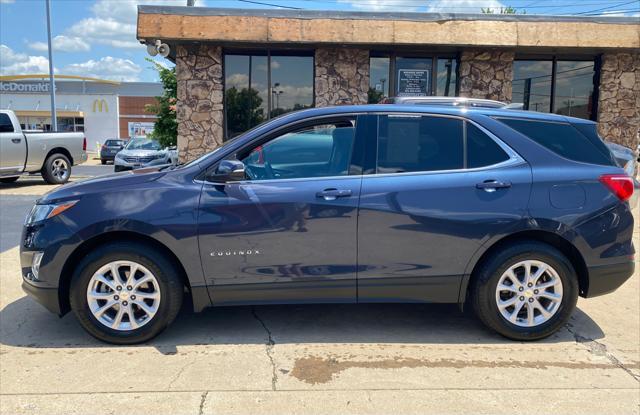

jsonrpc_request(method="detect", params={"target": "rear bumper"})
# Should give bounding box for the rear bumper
[585,261,635,298]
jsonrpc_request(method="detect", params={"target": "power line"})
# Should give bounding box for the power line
[573,0,639,15]
[235,0,302,9]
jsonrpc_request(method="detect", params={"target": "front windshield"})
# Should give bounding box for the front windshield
[126,138,161,151]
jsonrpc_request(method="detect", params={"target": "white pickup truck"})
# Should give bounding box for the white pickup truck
[0,109,87,184]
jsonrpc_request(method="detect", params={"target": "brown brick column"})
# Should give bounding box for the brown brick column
[314,48,369,107]
[459,49,514,102]
[175,44,224,163]
[597,52,640,149]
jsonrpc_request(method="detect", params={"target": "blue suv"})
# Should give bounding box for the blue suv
[20,105,635,344]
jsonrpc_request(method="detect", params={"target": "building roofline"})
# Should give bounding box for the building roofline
[137,5,640,25]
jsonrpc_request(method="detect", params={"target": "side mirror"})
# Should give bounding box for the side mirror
[209,159,246,183]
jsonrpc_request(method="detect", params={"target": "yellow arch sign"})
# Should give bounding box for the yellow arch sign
[93,99,108,113]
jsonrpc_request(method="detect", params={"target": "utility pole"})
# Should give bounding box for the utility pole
[45,0,57,131]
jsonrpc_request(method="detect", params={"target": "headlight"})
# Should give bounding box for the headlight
[115,152,123,159]
[25,200,78,225]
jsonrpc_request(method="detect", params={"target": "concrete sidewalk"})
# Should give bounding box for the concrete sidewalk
[0,197,638,414]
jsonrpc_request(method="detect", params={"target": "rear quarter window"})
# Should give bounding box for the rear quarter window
[495,117,615,166]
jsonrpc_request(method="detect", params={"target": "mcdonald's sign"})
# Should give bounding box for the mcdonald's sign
[93,99,108,113]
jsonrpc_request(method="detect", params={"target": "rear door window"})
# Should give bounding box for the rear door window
[466,123,510,168]
[377,115,463,173]
[495,117,614,166]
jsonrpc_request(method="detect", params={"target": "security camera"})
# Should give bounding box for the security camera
[146,40,170,58]
[157,43,170,58]
[146,43,158,57]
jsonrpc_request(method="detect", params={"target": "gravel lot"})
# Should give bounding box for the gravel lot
[0,165,638,414]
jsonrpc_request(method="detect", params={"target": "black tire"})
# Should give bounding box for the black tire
[470,241,578,341]
[69,242,183,344]
[0,177,19,184]
[101,159,106,165]
[41,153,71,184]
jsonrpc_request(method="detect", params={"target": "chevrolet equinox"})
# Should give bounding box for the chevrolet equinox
[20,105,635,344]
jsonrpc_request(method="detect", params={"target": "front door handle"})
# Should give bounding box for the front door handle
[11,138,21,144]
[476,180,512,192]
[316,188,352,201]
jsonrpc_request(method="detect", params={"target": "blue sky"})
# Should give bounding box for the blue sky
[1,0,638,83]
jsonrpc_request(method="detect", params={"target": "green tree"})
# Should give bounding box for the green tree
[367,87,384,104]
[145,58,177,148]
[225,87,265,137]
[481,6,524,14]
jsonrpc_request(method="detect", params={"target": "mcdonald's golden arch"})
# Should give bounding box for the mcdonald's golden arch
[93,99,108,113]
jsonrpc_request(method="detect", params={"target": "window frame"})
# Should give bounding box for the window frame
[369,51,461,98]
[512,54,598,121]
[370,113,521,177]
[205,114,365,184]
[222,48,316,141]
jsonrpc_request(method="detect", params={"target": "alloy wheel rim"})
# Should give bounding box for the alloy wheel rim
[51,158,69,181]
[86,260,161,331]
[495,260,563,327]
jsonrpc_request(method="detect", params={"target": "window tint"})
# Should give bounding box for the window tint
[377,115,463,173]
[241,119,356,180]
[466,124,509,168]
[0,113,14,133]
[496,118,614,166]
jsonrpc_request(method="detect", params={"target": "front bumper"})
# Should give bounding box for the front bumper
[114,156,168,171]
[586,260,635,297]
[22,280,61,315]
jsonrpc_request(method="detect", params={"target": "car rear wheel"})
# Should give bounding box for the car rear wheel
[69,243,183,344]
[101,159,106,165]
[470,241,578,341]
[41,153,71,184]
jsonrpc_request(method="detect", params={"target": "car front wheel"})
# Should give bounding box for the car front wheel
[69,243,183,344]
[470,241,578,341]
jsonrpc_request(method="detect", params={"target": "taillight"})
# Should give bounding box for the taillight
[83,137,87,151]
[599,174,634,202]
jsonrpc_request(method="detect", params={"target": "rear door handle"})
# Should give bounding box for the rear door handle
[316,188,352,201]
[11,138,21,144]
[476,180,512,192]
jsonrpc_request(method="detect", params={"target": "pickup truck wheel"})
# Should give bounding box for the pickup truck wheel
[470,242,578,341]
[0,177,19,183]
[69,242,183,344]
[42,153,71,184]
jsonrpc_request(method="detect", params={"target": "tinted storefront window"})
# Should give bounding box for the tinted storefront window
[554,61,595,120]
[269,56,314,118]
[436,58,457,97]
[513,60,553,113]
[369,57,390,103]
[369,54,458,101]
[224,53,313,139]
[512,58,595,120]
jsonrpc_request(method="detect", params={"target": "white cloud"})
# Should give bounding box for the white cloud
[62,56,142,82]
[338,0,424,11]
[338,0,506,12]
[0,44,53,75]
[65,0,207,50]
[29,35,91,53]
[427,0,506,13]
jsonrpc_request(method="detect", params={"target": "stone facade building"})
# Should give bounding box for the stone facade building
[137,7,640,162]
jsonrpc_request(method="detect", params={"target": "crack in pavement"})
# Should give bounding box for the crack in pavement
[251,307,278,391]
[166,359,198,391]
[198,391,208,415]
[566,323,639,382]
